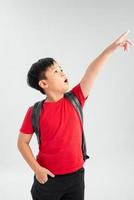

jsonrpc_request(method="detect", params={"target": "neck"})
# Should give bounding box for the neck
[45,93,64,102]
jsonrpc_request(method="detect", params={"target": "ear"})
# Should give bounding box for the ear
[38,79,48,89]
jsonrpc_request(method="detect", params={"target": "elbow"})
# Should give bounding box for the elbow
[17,135,25,151]
[17,132,32,150]
[17,137,22,151]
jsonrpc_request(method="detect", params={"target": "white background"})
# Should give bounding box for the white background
[0,0,134,199]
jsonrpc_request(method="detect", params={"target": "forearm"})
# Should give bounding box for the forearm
[86,45,116,78]
[18,142,41,173]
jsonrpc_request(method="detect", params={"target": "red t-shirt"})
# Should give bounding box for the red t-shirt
[19,83,88,175]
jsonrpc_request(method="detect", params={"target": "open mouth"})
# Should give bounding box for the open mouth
[64,79,68,83]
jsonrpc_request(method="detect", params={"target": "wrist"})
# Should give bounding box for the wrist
[33,163,42,174]
[105,42,118,53]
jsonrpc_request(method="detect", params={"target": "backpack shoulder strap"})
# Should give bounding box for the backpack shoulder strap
[64,91,83,124]
[64,91,90,161]
[31,100,44,144]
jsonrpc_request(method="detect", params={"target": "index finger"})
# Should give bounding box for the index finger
[47,170,55,177]
[119,30,130,39]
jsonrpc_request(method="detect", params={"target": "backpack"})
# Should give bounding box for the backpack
[31,91,90,162]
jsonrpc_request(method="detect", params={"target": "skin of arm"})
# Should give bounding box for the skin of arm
[80,30,134,98]
[17,133,55,184]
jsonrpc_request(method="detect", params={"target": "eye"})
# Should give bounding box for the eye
[54,69,63,73]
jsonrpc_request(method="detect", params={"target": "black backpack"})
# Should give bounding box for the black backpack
[31,91,90,162]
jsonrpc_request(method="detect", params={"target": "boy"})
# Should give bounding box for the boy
[17,31,133,200]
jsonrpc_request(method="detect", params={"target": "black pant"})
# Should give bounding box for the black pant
[30,167,85,200]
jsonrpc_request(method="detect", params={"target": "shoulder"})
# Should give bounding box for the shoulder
[67,82,88,108]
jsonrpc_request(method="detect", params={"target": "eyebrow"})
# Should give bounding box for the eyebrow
[52,66,62,71]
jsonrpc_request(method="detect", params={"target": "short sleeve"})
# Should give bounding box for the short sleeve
[70,83,88,108]
[19,106,34,134]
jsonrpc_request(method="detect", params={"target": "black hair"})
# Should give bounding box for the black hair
[27,57,56,95]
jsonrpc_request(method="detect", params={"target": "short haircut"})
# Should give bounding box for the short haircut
[27,57,56,95]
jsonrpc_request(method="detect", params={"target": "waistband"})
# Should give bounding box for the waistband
[53,167,84,177]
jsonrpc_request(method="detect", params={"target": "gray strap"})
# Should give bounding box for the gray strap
[64,92,90,161]
[31,100,44,144]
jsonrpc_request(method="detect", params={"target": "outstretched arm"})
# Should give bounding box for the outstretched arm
[80,30,134,98]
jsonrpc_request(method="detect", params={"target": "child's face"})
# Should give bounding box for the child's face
[39,61,69,94]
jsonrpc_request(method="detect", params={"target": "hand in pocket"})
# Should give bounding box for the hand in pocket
[35,166,55,184]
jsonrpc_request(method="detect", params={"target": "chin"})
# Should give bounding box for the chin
[64,84,70,93]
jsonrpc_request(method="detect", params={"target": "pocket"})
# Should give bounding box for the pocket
[34,174,49,186]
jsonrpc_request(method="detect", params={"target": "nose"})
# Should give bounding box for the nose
[60,71,65,76]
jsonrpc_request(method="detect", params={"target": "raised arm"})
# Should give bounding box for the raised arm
[80,30,134,98]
